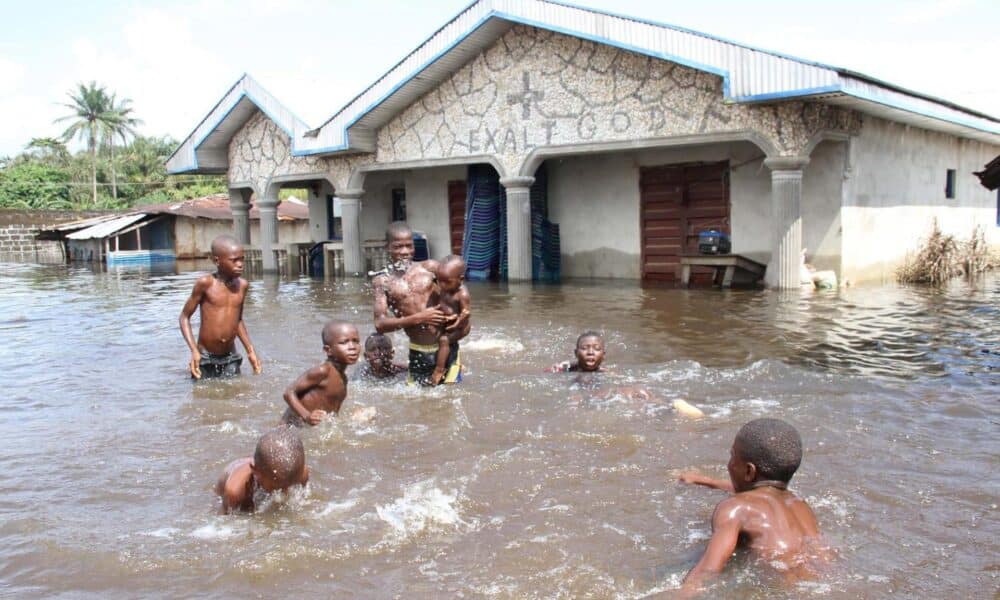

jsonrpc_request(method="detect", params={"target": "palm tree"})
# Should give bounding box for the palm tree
[55,82,116,204]
[102,94,142,201]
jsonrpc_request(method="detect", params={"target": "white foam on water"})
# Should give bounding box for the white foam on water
[375,479,464,540]
[142,527,180,539]
[316,498,359,517]
[796,581,832,594]
[190,522,244,540]
[807,493,851,521]
[213,421,250,436]
[463,337,525,353]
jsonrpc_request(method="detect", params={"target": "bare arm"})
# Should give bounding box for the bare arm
[682,499,742,593]
[678,471,735,493]
[372,274,447,333]
[235,287,261,374]
[178,275,211,378]
[445,287,472,343]
[283,365,329,425]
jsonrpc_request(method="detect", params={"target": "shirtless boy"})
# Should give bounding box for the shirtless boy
[282,321,361,426]
[677,418,825,592]
[359,333,407,380]
[179,235,262,379]
[215,426,309,514]
[550,331,703,417]
[372,221,459,386]
[431,255,471,385]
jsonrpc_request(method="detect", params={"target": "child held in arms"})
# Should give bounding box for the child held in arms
[677,418,828,593]
[179,235,262,379]
[215,427,309,514]
[430,255,471,385]
[282,321,374,425]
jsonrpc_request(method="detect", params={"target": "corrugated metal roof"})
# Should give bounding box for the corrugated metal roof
[66,214,149,240]
[166,0,1000,175]
[138,193,309,221]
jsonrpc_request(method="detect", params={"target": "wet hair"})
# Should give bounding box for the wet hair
[439,254,466,276]
[254,427,306,486]
[734,418,802,483]
[322,320,354,346]
[576,331,603,348]
[210,234,241,257]
[365,332,392,353]
[385,221,412,242]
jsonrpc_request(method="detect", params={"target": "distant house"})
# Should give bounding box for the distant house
[44,194,310,265]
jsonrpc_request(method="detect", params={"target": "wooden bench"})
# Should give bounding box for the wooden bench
[680,254,766,288]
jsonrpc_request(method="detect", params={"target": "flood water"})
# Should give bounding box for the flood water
[0,261,997,599]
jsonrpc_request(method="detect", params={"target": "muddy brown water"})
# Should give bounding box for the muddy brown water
[0,262,997,599]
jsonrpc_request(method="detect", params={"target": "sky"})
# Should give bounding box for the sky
[1,0,997,157]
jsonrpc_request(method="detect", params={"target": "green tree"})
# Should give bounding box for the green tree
[102,93,142,201]
[25,137,70,165]
[54,82,116,205]
[0,161,72,209]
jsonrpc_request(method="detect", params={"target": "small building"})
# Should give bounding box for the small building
[166,0,1000,286]
[50,193,310,265]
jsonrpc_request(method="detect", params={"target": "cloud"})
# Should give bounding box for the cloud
[0,56,25,97]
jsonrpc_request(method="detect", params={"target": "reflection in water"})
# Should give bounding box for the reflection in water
[0,262,997,598]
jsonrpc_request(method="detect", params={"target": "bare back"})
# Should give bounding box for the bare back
[720,486,822,563]
[291,361,348,415]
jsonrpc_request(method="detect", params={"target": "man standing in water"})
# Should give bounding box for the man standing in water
[179,235,262,379]
[372,221,457,385]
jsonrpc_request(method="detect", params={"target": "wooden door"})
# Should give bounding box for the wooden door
[640,161,729,282]
[447,180,467,256]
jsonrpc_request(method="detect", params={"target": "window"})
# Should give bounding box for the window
[392,188,406,221]
[945,169,956,199]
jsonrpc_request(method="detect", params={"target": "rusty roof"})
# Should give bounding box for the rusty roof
[138,193,309,221]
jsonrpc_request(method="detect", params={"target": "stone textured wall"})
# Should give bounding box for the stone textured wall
[374,25,861,175]
[227,24,860,191]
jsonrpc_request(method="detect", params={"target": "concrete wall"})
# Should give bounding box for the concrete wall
[842,116,1000,283]
[802,140,848,273]
[360,170,403,242]
[0,209,109,263]
[173,217,310,259]
[403,165,466,261]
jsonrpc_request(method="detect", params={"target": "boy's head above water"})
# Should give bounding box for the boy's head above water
[575,331,605,372]
[252,427,306,492]
[364,332,393,363]
[322,321,361,365]
[438,255,466,293]
[729,418,802,492]
[210,235,244,278]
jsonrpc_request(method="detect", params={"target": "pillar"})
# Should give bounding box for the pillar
[337,188,365,275]
[257,191,280,273]
[228,188,251,245]
[764,157,809,289]
[500,176,535,281]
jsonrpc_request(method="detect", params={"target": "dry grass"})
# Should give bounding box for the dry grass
[896,220,992,284]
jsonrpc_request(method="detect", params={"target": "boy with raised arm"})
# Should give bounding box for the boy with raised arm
[282,321,364,426]
[430,255,471,385]
[215,427,309,514]
[179,235,261,379]
[677,418,826,593]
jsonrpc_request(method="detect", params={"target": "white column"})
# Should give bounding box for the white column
[257,191,280,273]
[228,189,251,245]
[337,189,364,276]
[764,157,809,289]
[500,176,535,282]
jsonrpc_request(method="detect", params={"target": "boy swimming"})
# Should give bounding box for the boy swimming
[215,426,309,514]
[678,418,825,592]
[430,255,471,385]
[282,321,362,426]
[358,333,407,380]
[178,235,262,379]
[550,331,703,417]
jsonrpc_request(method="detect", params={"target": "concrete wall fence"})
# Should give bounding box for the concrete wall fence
[0,209,110,264]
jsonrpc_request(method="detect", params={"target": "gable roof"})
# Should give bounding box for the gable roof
[167,0,1000,174]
